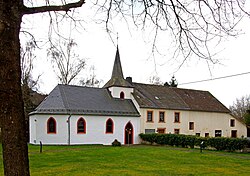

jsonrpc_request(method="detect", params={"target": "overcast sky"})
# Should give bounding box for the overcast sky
[24,1,250,108]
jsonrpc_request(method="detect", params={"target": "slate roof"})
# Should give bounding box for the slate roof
[31,84,140,117]
[103,46,132,88]
[132,83,230,113]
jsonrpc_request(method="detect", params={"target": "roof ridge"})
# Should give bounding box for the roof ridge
[205,91,230,112]
[172,87,208,92]
[58,85,71,112]
[58,84,103,90]
[132,82,210,92]
[172,87,230,113]
[34,86,59,110]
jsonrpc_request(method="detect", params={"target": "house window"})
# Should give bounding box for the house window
[157,128,165,134]
[174,112,180,123]
[159,111,165,122]
[106,118,114,134]
[230,119,235,127]
[205,133,209,137]
[147,111,153,122]
[120,91,125,99]
[215,130,222,137]
[196,133,200,137]
[77,118,86,134]
[189,122,194,130]
[47,117,56,134]
[145,129,155,134]
[174,129,180,134]
[231,130,237,138]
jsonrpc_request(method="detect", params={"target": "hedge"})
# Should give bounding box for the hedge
[207,137,249,151]
[139,133,249,151]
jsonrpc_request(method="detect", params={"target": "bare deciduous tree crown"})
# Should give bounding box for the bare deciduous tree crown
[230,95,250,120]
[95,0,249,67]
[47,39,86,85]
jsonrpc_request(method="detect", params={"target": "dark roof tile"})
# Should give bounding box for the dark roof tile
[132,83,230,113]
[31,84,140,117]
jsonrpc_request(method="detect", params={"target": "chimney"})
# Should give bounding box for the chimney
[126,77,132,84]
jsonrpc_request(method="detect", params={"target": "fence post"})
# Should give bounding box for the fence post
[40,141,43,153]
[200,141,204,153]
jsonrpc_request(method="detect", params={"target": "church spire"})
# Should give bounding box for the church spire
[103,46,132,88]
[111,46,124,79]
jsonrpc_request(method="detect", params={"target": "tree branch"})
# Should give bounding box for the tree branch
[22,0,85,15]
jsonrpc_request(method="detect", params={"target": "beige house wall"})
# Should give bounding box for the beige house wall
[139,108,247,138]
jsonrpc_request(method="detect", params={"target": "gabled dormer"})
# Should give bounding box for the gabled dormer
[103,46,134,99]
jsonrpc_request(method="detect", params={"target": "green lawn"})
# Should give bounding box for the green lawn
[0,145,250,175]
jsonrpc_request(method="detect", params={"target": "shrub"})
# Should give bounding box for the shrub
[112,139,121,147]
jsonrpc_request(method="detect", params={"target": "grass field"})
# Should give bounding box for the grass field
[0,145,250,175]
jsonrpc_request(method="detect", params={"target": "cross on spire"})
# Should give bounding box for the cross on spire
[116,32,119,46]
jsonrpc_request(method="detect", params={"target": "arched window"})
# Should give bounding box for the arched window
[106,118,114,134]
[77,118,86,134]
[47,117,56,134]
[120,91,125,99]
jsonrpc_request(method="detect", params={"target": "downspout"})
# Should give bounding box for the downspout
[34,119,37,144]
[67,114,72,145]
[61,87,72,145]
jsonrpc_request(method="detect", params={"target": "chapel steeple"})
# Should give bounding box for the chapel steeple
[103,46,132,88]
[111,46,124,80]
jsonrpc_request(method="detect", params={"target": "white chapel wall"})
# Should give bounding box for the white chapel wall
[30,114,140,145]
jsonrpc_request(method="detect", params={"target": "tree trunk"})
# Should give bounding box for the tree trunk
[0,1,30,175]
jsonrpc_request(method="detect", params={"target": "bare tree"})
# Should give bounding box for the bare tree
[0,1,85,175]
[229,95,250,122]
[21,40,40,90]
[47,38,86,85]
[94,0,249,67]
[79,65,102,87]
[20,39,41,142]
[149,74,163,85]
[243,110,250,127]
